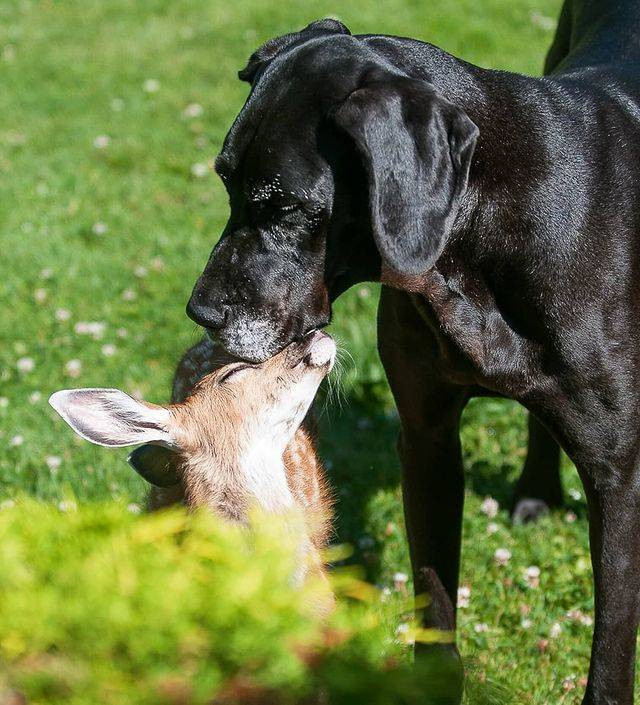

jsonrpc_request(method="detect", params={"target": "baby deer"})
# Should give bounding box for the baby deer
[49,331,336,584]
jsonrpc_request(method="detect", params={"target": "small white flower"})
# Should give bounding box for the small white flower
[0,397,8,408]
[133,265,148,278]
[121,288,137,301]
[92,221,108,235]
[565,511,577,523]
[55,308,72,322]
[486,522,500,535]
[101,343,117,357]
[521,618,533,629]
[493,548,512,566]
[524,565,541,587]
[17,357,35,373]
[151,256,165,271]
[568,488,582,501]
[191,162,208,178]
[474,622,489,634]
[393,571,408,586]
[358,287,370,298]
[29,391,42,404]
[93,134,110,149]
[182,102,203,118]
[143,78,160,93]
[58,500,77,512]
[116,327,128,338]
[34,288,47,303]
[580,614,593,627]
[127,503,141,514]
[46,455,61,471]
[40,267,53,279]
[9,435,24,447]
[481,496,499,518]
[530,11,555,31]
[550,622,562,638]
[74,321,106,339]
[65,359,82,378]
[562,676,576,692]
[457,585,471,609]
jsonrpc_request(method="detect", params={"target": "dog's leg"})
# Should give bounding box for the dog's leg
[580,475,640,705]
[543,0,573,74]
[378,287,466,701]
[511,412,563,523]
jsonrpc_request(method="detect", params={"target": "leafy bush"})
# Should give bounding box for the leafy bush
[0,501,473,705]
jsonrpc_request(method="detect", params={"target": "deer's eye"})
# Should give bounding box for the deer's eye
[218,364,254,384]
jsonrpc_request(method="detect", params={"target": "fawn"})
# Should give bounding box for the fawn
[49,330,336,584]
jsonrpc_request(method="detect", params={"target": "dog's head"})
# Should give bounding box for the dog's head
[187,19,478,361]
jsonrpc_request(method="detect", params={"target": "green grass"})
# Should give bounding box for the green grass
[0,0,616,701]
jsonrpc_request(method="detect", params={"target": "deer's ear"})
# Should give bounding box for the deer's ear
[127,444,180,488]
[49,388,173,448]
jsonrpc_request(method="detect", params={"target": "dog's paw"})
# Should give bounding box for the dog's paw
[511,497,550,525]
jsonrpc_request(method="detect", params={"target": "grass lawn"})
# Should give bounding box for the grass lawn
[0,0,622,701]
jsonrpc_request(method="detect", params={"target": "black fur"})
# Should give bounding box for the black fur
[187,4,640,701]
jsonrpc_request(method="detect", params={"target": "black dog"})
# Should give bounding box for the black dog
[187,4,640,702]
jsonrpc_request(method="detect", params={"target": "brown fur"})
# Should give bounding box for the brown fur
[150,337,334,572]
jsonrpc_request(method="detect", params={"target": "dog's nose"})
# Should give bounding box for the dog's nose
[186,298,228,330]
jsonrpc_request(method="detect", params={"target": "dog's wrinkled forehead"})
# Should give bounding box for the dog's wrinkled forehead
[215,19,357,180]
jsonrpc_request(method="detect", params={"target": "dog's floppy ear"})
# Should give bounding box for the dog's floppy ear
[239,18,351,83]
[333,77,478,276]
[49,388,173,448]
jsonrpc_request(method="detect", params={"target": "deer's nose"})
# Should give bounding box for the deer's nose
[186,298,229,330]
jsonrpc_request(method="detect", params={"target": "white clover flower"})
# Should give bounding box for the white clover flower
[486,522,500,535]
[481,496,499,518]
[191,162,208,178]
[92,221,108,235]
[568,488,582,501]
[55,308,71,322]
[133,265,148,278]
[9,435,24,447]
[93,134,110,149]
[121,288,137,301]
[101,344,117,357]
[457,585,471,609]
[474,623,489,634]
[521,618,533,629]
[74,321,106,339]
[58,500,77,512]
[46,455,61,471]
[550,622,562,638]
[143,78,160,93]
[40,267,53,279]
[182,102,203,118]
[29,391,42,404]
[34,288,47,303]
[524,565,541,588]
[0,397,8,408]
[562,676,576,692]
[65,359,82,378]
[17,357,35,373]
[150,256,165,271]
[493,548,512,566]
[565,511,577,523]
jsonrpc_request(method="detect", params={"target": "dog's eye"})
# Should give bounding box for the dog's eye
[218,364,254,384]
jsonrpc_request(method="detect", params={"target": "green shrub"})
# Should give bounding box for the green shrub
[0,501,476,705]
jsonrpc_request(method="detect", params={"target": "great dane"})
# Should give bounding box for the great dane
[187,3,640,701]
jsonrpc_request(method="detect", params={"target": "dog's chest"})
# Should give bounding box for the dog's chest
[410,269,542,398]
